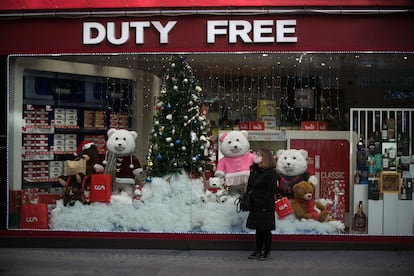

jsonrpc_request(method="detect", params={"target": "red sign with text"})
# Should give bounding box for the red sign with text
[290,139,349,214]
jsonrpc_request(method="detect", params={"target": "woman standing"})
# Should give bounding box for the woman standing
[246,147,277,261]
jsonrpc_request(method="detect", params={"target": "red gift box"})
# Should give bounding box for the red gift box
[275,197,294,219]
[90,174,112,203]
[19,203,49,229]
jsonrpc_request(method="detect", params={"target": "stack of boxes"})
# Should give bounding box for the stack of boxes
[23,161,49,182]
[84,110,107,129]
[23,105,51,128]
[22,134,49,154]
[54,108,78,127]
[52,134,77,153]
[109,112,129,129]
[48,161,64,180]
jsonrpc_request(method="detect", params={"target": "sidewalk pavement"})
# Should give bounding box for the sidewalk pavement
[0,248,413,276]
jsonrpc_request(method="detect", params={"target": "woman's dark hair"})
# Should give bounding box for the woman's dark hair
[258,147,276,169]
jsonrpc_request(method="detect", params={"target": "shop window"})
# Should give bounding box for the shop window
[6,53,414,236]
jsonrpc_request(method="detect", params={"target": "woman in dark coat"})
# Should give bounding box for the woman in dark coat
[246,147,277,261]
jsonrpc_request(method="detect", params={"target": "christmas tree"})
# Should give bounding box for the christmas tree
[147,55,211,178]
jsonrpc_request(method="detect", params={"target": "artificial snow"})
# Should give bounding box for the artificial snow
[50,172,345,234]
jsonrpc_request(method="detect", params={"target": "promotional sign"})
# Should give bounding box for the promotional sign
[1,15,414,54]
[290,139,350,217]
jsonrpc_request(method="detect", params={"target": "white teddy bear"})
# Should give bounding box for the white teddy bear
[276,149,318,199]
[201,177,228,203]
[214,130,254,195]
[95,128,143,197]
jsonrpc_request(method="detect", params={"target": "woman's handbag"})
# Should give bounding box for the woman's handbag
[234,191,252,213]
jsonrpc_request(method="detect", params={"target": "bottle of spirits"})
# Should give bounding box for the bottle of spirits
[397,133,403,156]
[388,146,396,170]
[382,149,389,170]
[356,137,368,183]
[353,201,367,232]
[381,122,388,140]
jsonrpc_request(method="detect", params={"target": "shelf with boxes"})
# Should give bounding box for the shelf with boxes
[21,103,131,189]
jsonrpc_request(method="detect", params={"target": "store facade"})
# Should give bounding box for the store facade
[1,1,414,248]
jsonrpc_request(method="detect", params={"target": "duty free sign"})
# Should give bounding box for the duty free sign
[1,14,413,54]
[83,19,298,45]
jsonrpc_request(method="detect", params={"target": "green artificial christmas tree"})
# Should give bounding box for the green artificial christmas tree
[147,55,211,178]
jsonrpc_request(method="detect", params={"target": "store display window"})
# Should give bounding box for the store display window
[6,52,414,236]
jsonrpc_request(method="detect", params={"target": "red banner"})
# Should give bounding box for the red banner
[1,14,413,54]
[0,1,412,11]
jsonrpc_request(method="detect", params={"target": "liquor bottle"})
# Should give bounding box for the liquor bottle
[388,146,396,170]
[381,122,388,140]
[357,137,366,169]
[356,137,368,183]
[353,201,367,232]
[368,135,375,155]
[367,155,376,178]
[382,149,389,170]
[397,133,403,156]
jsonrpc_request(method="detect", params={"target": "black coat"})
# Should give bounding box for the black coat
[246,164,278,231]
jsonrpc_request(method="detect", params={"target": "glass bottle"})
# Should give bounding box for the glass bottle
[388,146,396,170]
[381,121,388,141]
[382,149,389,170]
[353,201,367,232]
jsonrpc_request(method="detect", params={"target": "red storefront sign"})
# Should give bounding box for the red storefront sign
[0,1,412,11]
[0,14,414,54]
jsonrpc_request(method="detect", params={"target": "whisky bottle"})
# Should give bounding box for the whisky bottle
[382,149,389,170]
[381,122,388,140]
[388,147,396,170]
[353,201,367,232]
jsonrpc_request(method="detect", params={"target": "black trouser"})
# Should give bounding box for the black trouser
[255,230,272,254]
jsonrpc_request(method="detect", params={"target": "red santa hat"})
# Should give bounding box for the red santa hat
[76,141,94,155]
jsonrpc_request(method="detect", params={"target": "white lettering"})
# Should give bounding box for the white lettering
[229,20,252,43]
[207,20,228,43]
[83,21,177,45]
[25,216,39,223]
[278,204,288,210]
[83,22,106,45]
[253,20,274,43]
[129,21,151,44]
[320,171,345,179]
[107,22,129,45]
[208,19,297,44]
[276,20,297,43]
[152,21,177,44]
[94,185,106,191]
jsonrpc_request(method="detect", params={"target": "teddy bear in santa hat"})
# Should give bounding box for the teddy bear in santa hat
[58,141,100,205]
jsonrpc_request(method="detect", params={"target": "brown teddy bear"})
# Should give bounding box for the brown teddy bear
[291,181,330,222]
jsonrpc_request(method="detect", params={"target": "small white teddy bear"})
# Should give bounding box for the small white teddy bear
[201,177,228,203]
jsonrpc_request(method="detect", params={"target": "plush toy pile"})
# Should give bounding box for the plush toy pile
[50,129,344,234]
